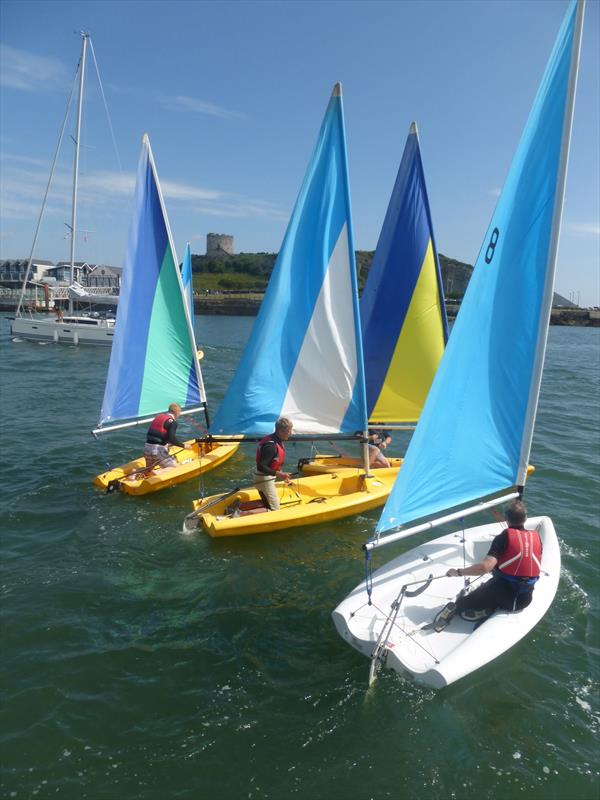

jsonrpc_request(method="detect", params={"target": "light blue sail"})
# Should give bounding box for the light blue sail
[377,0,579,534]
[211,84,367,436]
[98,136,205,429]
[181,242,194,321]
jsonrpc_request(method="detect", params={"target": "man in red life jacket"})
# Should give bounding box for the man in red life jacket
[143,403,192,470]
[434,500,543,630]
[228,417,293,517]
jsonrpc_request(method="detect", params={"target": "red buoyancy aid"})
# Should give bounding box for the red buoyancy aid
[256,434,285,472]
[497,528,542,578]
[147,412,174,444]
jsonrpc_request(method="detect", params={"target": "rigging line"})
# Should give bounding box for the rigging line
[461,516,468,591]
[88,38,123,173]
[15,72,78,317]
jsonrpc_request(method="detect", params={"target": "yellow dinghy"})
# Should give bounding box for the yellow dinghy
[95,439,239,496]
[300,455,534,478]
[186,468,398,538]
[299,454,403,475]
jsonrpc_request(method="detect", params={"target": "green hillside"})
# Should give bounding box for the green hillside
[191,251,473,296]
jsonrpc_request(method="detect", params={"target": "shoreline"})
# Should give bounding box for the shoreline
[193,297,600,327]
[2,299,598,326]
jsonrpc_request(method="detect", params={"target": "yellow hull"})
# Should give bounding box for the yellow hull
[94,439,240,496]
[299,454,403,475]
[191,469,399,537]
[301,455,535,479]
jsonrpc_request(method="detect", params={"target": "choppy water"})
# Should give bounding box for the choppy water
[1,314,598,800]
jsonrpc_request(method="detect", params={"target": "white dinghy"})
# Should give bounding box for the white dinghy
[333,516,560,689]
[332,0,585,689]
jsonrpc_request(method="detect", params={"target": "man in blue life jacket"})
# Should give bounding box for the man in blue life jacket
[144,403,192,470]
[433,499,543,631]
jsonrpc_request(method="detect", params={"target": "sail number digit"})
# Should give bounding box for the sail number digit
[485,228,500,264]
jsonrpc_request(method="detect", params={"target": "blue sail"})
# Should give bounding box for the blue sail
[181,242,194,321]
[211,84,367,436]
[377,0,580,534]
[361,123,447,425]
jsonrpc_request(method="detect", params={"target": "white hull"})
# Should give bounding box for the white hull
[11,315,115,346]
[332,516,560,688]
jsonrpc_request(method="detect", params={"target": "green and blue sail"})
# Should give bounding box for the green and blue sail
[98,135,205,428]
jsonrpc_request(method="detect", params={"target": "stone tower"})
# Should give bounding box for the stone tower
[206,233,234,259]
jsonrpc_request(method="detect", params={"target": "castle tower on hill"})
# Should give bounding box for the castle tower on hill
[206,233,234,259]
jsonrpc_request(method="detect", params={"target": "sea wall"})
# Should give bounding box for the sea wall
[193,296,600,326]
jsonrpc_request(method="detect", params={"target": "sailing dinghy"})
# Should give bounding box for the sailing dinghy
[186,83,399,536]
[300,122,447,476]
[93,135,238,495]
[332,0,584,689]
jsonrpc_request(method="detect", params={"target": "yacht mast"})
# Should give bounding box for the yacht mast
[68,32,88,314]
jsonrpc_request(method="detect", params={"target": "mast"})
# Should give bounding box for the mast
[68,32,89,315]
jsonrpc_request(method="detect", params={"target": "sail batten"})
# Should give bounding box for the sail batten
[97,136,206,431]
[374,0,583,538]
[210,85,366,437]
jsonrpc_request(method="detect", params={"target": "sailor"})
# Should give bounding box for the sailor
[252,417,293,509]
[226,417,294,518]
[367,429,392,468]
[434,500,543,630]
[144,403,192,470]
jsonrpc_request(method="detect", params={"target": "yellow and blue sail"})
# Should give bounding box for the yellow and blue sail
[211,84,367,436]
[361,123,447,425]
[98,135,205,428]
[377,0,582,534]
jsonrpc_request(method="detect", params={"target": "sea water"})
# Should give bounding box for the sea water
[1,315,598,799]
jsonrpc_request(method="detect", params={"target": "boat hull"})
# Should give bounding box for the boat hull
[300,455,403,475]
[12,316,115,346]
[332,516,559,688]
[192,469,399,537]
[94,439,239,496]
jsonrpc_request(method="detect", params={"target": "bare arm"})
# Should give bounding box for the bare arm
[447,555,498,578]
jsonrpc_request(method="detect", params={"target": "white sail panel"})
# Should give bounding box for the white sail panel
[282,224,359,433]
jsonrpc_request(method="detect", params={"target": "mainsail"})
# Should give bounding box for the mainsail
[210,83,367,436]
[96,135,207,432]
[361,122,447,425]
[375,0,584,537]
[181,242,194,321]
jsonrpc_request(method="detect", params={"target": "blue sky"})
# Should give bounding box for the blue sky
[0,0,598,306]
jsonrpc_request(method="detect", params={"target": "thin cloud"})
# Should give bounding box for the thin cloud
[564,221,600,237]
[160,94,247,120]
[192,200,288,221]
[1,156,287,223]
[488,187,501,198]
[0,45,69,92]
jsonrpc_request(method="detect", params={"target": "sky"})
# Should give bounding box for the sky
[0,0,598,306]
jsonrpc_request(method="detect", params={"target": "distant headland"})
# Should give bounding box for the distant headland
[190,249,598,326]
